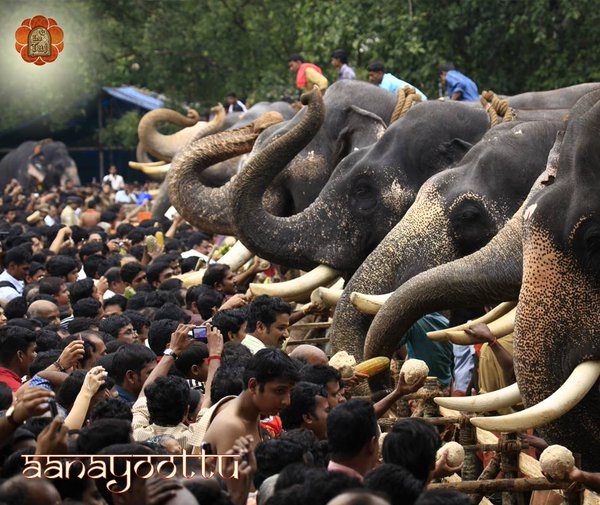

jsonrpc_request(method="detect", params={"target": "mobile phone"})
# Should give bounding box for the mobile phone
[48,399,59,418]
[192,326,207,342]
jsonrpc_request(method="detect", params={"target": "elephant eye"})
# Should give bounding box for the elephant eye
[460,209,479,221]
[573,220,600,284]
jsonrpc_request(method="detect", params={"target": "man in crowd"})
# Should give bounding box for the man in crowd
[288,53,329,94]
[439,63,479,101]
[0,247,30,305]
[242,295,291,353]
[225,92,248,113]
[103,165,125,191]
[331,49,356,80]
[367,61,427,100]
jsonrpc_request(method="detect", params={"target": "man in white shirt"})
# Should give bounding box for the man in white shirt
[115,184,137,204]
[225,93,247,114]
[242,296,291,354]
[103,165,125,191]
[0,247,31,305]
[180,232,214,264]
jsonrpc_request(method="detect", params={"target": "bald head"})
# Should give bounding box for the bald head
[0,475,61,505]
[328,492,390,505]
[27,300,60,326]
[289,344,328,365]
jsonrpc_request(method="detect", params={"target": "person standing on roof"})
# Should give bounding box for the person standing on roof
[288,54,329,94]
[439,63,479,101]
[367,62,427,101]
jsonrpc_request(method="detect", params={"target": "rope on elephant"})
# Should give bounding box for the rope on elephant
[480,90,516,127]
[390,86,423,123]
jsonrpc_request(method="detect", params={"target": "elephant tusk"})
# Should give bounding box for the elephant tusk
[350,292,391,315]
[129,161,171,175]
[219,241,253,271]
[443,306,517,345]
[250,265,341,302]
[310,283,345,308]
[434,383,522,412]
[427,301,517,341]
[175,241,253,288]
[470,361,600,432]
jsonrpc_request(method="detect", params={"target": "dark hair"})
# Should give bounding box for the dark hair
[221,341,253,369]
[105,266,122,285]
[327,399,377,459]
[145,375,190,426]
[57,370,108,411]
[28,349,61,376]
[76,419,133,454]
[34,329,61,351]
[79,241,104,261]
[46,254,79,278]
[122,310,151,334]
[0,382,13,410]
[0,326,36,365]
[159,277,183,292]
[153,303,190,323]
[364,464,424,505]
[72,297,102,318]
[367,61,385,73]
[68,317,97,334]
[212,309,246,341]
[69,278,95,304]
[147,262,172,286]
[226,92,237,98]
[288,53,305,63]
[89,398,134,423]
[181,256,199,274]
[39,276,65,296]
[243,348,299,389]
[4,246,31,267]
[196,288,224,320]
[120,262,145,284]
[331,49,348,63]
[299,364,341,388]
[246,295,291,333]
[83,254,109,279]
[175,342,209,376]
[28,261,45,277]
[202,264,231,288]
[280,382,328,431]
[254,438,311,489]
[98,315,131,339]
[382,418,441,482]
[103,294,127,311]
[187,231,211,249]
[211,366,245,403]
[116,223,134,238]
[438,63,456,73]
[4,297,27,320]
[302,471,363,505]
[148,319,179,355]
[414,490,471,505]
[110,344,156,384]
[2,448,36,478]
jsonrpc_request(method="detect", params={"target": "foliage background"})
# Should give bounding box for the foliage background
[1,0,599,147]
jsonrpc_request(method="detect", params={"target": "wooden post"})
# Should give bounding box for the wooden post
[499,433,525,505]
[429,477,571,494]
[459,414,479,481]
[472,454,501,504]
[98,96,105,180]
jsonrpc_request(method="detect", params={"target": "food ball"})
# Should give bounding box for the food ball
[400,359,429,385]
[540,445,575,481]
[436,441,465,467]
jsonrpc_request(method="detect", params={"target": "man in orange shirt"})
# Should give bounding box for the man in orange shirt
[288,54,329,94]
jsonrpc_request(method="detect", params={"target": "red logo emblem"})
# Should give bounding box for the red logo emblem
[15,15,64,65]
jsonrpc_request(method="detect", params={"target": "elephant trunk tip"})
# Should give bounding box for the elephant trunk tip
[301,86,323,106]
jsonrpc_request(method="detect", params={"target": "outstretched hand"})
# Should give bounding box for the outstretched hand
[395,372,427,397]
[465,323,496,344]
[432,452,463,479]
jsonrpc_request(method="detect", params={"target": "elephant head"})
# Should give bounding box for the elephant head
[138,106,226,162]
[330,120,564,359]
[230,90,492,276]
[28,140,80,189]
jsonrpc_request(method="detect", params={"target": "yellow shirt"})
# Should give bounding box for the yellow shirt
[304,67,329,92]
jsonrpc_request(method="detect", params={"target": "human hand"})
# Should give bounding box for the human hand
[83,366,108,396]
[464,323,496,344]
[223,435,256,505]
[96,276,109,296]
[519,432,548,451]
[168,324,194,356]
[35,416,68,455]
[146,474,183,505]
[394,372,427,397]
[206,323,224,357]
[220,294,248,311]
[61,226,72,238]
[57,341,85,371]
[343,371,369,388]
[12,387,55,424]
[432,452,463,479]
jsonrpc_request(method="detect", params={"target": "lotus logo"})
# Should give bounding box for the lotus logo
[15,15,64,65]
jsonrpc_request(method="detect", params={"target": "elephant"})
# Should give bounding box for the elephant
[362,89,600,469]
[229,88,495,274]
[152,100,297,220]
[329,118,565,360]
[167,79,401,233]
[504,82,600,109]
[0,140,80,191]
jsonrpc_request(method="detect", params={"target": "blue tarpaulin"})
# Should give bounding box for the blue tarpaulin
[102,86,165,110]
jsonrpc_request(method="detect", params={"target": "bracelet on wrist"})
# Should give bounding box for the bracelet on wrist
[206,355,222,363]
[489,337,498,348]
[54,360,67,372]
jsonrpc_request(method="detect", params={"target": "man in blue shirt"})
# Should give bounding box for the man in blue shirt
[367,62,427,101]
[439,63,479,101]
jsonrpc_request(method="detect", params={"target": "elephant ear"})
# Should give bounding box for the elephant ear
[334,106,387,163]
[436,138,473,167]
[540,130,564,186]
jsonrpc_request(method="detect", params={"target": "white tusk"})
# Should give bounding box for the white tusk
[129,161,171,175]
[471,361,600,432]
[434,383,522,412]
[218,241,253,271]
[427,301,517,341]
[250,265,341,302]
[350,292,391,315]
[443,307,517,345]
[176,268,206,289]
[310,286,344,308]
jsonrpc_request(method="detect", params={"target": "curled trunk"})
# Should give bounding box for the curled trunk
[168,112,285,235]
[138,106,225,161]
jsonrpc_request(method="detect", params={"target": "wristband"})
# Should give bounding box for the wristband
[54,360,67,373]
[206,355,222,363]
[489,338,498,348]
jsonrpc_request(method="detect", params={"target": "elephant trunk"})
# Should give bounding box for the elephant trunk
[230,88,343,271]
[365,210,524,358]
[138,107,225,162]
[168,112,284,235]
